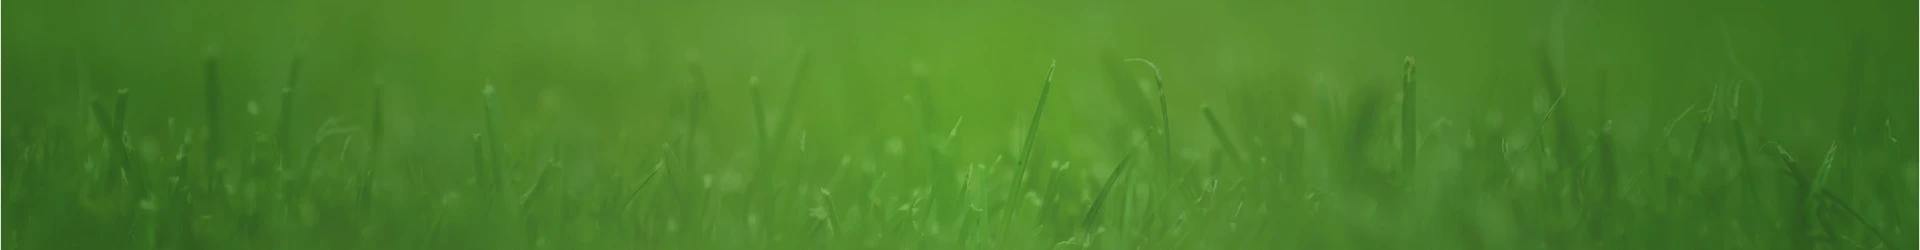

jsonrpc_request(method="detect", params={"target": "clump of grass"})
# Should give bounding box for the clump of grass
[1763,143,1896,249]
[164,119,199,250]
[90,89,134,190]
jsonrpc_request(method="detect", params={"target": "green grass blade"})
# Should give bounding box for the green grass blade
[1001,59,1058,239]
[1401,57,1416,169]
[1082,146,1139,230]
[1201,105,1244,167]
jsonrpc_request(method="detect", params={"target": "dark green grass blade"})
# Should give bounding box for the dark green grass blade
[621,161,664,213]
[1082,147,1138,230]
[1201,105,1244,167]
[277,58,302,168]
[202,59,222,195]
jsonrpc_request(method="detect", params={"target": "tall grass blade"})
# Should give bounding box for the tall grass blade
[1401,57,1416,169]
[202,58,222,195]
[1001,59,1058,239]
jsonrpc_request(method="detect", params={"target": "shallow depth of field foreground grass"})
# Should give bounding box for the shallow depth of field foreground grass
[3,0,1917,249]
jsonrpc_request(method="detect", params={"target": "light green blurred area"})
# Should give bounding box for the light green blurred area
[4,0,1916,249]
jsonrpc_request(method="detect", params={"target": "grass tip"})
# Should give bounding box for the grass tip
[948,117,964,139]
[1046,59,1059,82]
[1124,58,1164,80]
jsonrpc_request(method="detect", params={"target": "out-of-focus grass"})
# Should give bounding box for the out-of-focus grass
[3,0,1917,249]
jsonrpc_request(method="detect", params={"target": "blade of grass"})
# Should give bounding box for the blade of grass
[520,155,558,213]
[1124,59,1175,227]
[621,160,665,213]
[1201,105,1244,169]
[1808,143,1836,212]
[277,58,301,171]
[1082,145,1140,230]
[202,58,222,196]
[483,83,506,198]
[752,77,770,157]
[360,82,385,214]
[1401,57,1416,169]
[1001,59,1058,240]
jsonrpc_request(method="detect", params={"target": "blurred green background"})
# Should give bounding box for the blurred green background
[4,0,1916,249]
